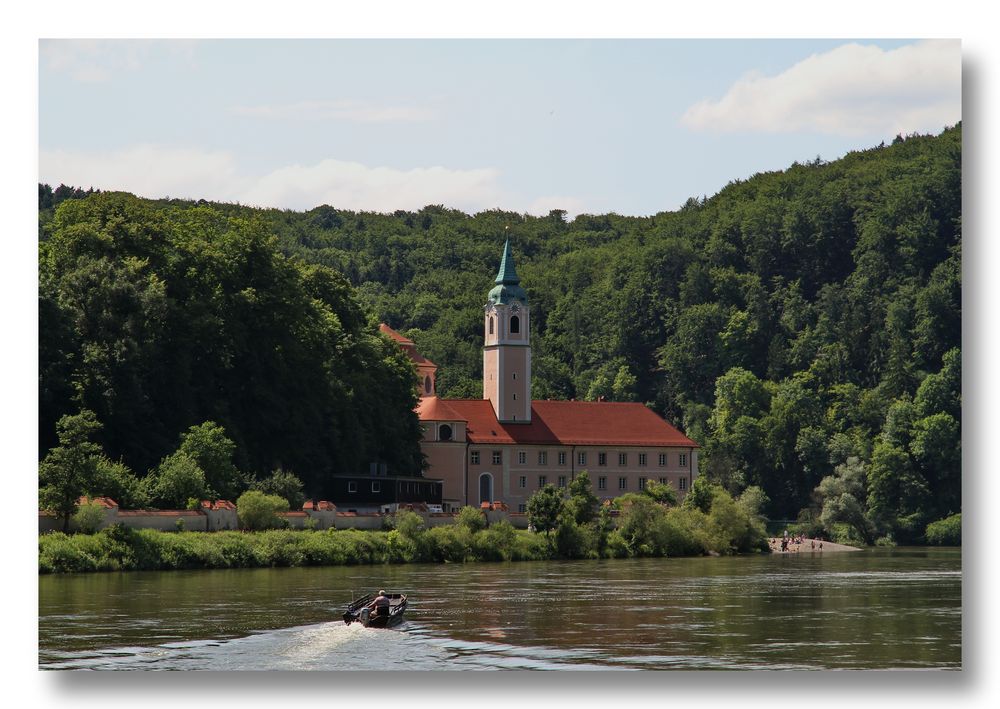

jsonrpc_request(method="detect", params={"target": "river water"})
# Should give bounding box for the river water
[38,547,961,671]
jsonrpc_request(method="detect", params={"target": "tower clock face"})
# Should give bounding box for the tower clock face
[511,303,520,312]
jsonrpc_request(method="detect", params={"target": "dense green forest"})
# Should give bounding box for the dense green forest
[39,124,961,543]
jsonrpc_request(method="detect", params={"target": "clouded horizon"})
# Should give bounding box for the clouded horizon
[38,39,961,217]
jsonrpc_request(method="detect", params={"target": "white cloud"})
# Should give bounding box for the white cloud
[230,99,436,123]
[40,39,197,83]
[240,159,505,212]
[681,40,961,137]
[39,145,247,200]
[39,145,513,214]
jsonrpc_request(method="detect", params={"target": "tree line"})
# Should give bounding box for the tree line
[39,124,961,544]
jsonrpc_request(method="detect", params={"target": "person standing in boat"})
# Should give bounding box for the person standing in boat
[370,590,391,618]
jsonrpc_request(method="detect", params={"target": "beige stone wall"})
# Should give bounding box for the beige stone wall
[334,513,384,530]
[422,439,467,510]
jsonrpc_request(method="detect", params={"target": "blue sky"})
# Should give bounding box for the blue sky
[39,38,961,217]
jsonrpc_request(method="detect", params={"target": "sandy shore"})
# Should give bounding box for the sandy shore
[768,537,861,553]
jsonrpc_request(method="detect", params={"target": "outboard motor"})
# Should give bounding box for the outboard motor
[359,607,371,626]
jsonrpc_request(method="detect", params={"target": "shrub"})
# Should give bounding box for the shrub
[925,513,961,545]
[237,490,289,531]
[425,525,471,562]
[71,502,106,534]
[39,533,97,573]
[454,506,486,533]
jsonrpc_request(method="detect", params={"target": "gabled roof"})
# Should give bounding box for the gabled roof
[424,399,698,448]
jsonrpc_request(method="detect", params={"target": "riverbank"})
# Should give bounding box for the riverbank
[39,503,769,574]
[767,537,861,553]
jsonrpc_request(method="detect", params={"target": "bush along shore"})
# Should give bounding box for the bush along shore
[39,479,770,574]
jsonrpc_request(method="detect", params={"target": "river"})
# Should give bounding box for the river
[38,547,961,670]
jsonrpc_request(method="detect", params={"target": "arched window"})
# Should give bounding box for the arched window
[489,317,494,335]
[439,424,452,441]
[424,375,433,394]
[510,315,520,334]
[479,473,493,503]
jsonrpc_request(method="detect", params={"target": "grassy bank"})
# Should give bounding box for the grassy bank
[39,496,769,574]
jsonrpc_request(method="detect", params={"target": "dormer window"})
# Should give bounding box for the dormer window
[439,424,453,441]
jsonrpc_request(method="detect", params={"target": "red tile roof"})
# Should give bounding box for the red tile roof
[380,323,437,368]
[303,500,336,511]
[415,396,463,421]
[379,323,413,345]
[424,399,698,448]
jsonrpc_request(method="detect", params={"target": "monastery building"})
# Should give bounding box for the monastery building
[381,239,699,513]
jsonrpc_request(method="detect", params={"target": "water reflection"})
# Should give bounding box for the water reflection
[39,548,961,670]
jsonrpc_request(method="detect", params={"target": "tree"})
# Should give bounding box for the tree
[527,484,564,536]
[148,452,208,509]
[812,457,877,545]
[236,490,289,531]
[642,479,678,506]
[90,456,148,509]
[177,422,244,501]
[682,476,719,514]
[566,471,600,525]
[252,469,306,510]
[39,410,103,532]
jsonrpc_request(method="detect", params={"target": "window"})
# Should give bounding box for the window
[638,453,647,466]
[598,452,607,466]
[348,481,357,493]
[538,451,548,465]
[558,452,567,466]
[519,475,526,489]
[471,450,480,465]
[538,475,547,488]
[658,453,667,467]
[489,317,494,335]
[619,477,628,491]
[578,452,587,466]
[371,481,381,493]
[638,477,647,490]
[558,475,567,488]
[619,452,628,466]
[510,315,520,334]
[492,451,502,465]
[424,376,432,394]
[439,424,452,441]
[679,453,688,467]
[518,504,527,513]
[598,476,607,490]
[513,372,517,380]
[518,451,526,465]
[679,478,687,491]
[512,393,517,400]
[659,477,668,485]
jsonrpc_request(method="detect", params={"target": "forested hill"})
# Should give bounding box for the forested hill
[39,124,961,537]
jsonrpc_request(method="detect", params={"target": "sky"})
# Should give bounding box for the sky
[38,38,961,217]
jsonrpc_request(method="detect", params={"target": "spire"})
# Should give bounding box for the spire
[494,236,520,285]
[487,234,528,306]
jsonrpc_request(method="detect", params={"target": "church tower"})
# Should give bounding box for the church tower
[483,238,531,423]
